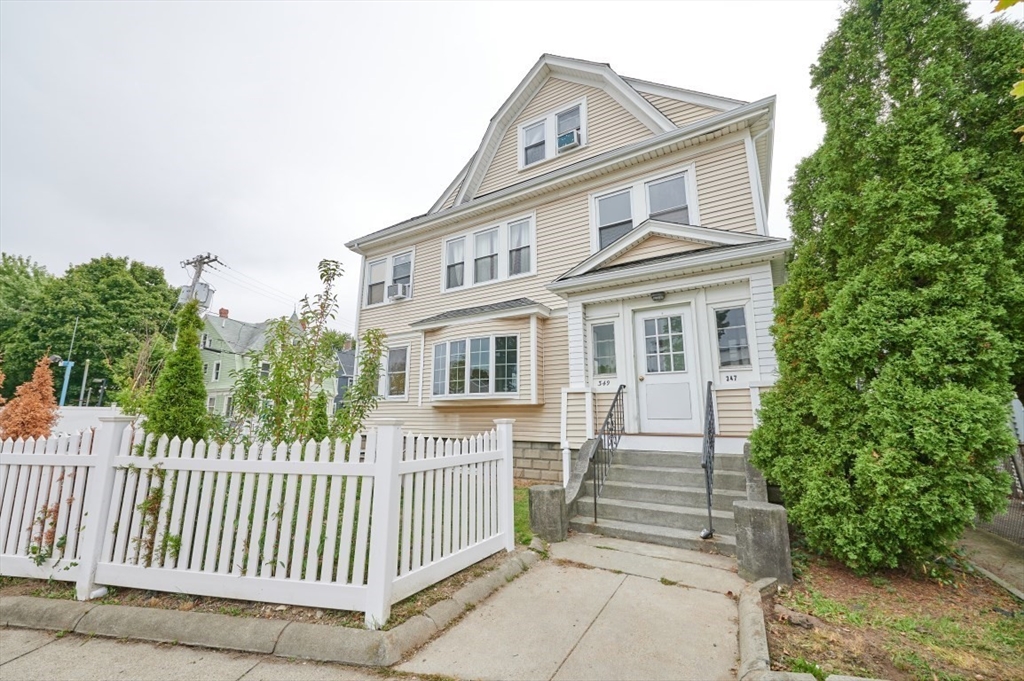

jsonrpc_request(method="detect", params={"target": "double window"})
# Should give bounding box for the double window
[715,307,751,367]
[593,169,696,251]
[518,98,587,169]
[444,216,534,290]
[365,250,413,307]
[433,335,518,396]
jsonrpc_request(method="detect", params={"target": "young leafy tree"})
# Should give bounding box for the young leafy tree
[0,355,60,440]
[751,0,1023,571]
[142,300,208,443]
[333,328,385,445]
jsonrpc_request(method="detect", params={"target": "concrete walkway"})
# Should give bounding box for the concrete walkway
[958,528,1024,596]
[0,627,385,681]
[398,533,744,681]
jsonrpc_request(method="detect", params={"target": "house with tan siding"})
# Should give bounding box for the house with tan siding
[345,55,789,514]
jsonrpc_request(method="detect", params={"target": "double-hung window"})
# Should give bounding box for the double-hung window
[523,122,545,166]
[392,253,411,286]
[474,229,499,284]
[519,98,587,169]
[446,239,465,289]
[556,105,580,151]
[386,347,409,397]
[715,307,751,367]
[366,259,386,306]
[596,190,633,249]
[508,219,531,276]
[647,174,689,225]
[364,251,413,306]
[213,362,221,381]
[433,335,518,397]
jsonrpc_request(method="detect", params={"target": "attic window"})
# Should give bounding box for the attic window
[517,97,587,171]
[523,123,545,166]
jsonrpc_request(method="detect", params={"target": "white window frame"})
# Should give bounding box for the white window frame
[440,213,536,293]
[213,361,221,381]
[588,163,700,253]
[589,321,619,382]
[362,248,415,308]
[202,363,209,378]
[207,396,216,413]
[516,96,588,171]
[709,301,754,371]
[431,333,521,399]
[379,345,411,400]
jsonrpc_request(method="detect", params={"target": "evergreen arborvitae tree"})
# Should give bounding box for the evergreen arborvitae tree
[751,0,1024,572]
[143,300,209,442]
[0,355,59,440]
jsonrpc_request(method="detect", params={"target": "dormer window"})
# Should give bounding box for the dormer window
[518,97,587,170]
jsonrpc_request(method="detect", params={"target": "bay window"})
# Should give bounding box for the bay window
[432,335,519,397]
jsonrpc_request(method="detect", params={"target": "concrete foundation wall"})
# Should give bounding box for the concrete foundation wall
[514,441,565,483]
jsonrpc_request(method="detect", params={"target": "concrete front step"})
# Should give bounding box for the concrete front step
[611,450,746,472]
[607,464,747,492]
[585,479,745,512]
[575,495,736,536]
[569,516,736,557]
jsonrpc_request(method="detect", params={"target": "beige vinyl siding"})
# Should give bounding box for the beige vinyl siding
[641,93,721,128]
[565,391,587,449]
[593,391,617,428]
[604,235,708,268]
[476,77,654,198]
[716,388,754,436]
[695,142,758,234]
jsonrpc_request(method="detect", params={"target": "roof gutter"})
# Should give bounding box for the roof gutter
[345,96,776,254]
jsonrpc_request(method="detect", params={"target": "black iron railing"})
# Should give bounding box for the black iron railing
[700,381,716,540]
[592,385,626,523]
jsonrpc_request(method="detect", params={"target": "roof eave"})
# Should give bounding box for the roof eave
[410,302,551,331]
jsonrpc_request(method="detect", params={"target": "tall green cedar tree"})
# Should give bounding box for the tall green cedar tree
[143,300,209,443]
[750,0,1024,572]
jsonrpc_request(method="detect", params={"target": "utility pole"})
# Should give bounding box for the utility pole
[181,253,220,302]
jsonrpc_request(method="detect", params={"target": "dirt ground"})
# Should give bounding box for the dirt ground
[764,555,1024,681]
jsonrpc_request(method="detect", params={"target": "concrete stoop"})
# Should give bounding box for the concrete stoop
[569,449,745,557]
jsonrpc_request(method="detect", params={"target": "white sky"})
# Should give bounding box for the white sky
[1,1,1014,332]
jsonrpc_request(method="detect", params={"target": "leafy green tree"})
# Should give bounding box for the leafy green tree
[0,254,52,342]
[751,0,1023,572]
[142,300,208,442]
[322,329,355,353]
[0,255,177,400]
[333,328,385,445]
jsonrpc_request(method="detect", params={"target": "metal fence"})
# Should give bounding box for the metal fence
[976,444,1024,546]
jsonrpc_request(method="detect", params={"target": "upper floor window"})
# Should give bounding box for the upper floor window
[260,362,270,379]
[591,165,699,252]
[518,97,587,170]
[444,215,535,291]
[213,361,221,381]
[715,307,751,367]
[597,190,633,250]
[647,174,689,225]
[364,250,413,307]
[433,335,518,397]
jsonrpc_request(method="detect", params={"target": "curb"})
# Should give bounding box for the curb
[0,547,541,667]
[968,561,1024,602]
[737,578,889,681]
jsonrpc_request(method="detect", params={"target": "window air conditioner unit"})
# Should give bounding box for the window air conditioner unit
[557,129,580,152]
[387,283,411,300]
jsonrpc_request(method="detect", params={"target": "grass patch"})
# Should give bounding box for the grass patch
[513,486,532,546]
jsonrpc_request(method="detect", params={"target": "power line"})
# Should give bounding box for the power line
[219,262,302,302]
[204,267,297,308]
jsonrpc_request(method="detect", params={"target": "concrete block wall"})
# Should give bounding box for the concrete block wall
[513,441,565,483]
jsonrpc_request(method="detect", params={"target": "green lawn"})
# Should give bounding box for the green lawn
[513,487,532,546]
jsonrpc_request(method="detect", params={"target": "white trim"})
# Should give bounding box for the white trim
[516,96,589,172]
[530,315,538,404]
[411,302,550,331]
[622,77,746,112]
[567,301,585,388]
[346,101,774,253]
[588,318,621,390]
[743,131,768,236]
[750,386,762,429]
[440,212,537,294]
[585,391,594,440]
[417,332,425,408]
[381,344,412,401]
[362,247,416,309]
[429,159,471,214]
[707,296,759,387]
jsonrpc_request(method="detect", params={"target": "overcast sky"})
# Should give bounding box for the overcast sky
[1,1,1014,331]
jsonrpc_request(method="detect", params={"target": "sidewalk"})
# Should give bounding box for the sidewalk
[398,534,744,681]
[958,527,1024,596]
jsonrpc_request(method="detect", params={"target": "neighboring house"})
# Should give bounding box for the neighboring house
[345,54,789,485]
[334,347,356,411]
[200,308,271,418]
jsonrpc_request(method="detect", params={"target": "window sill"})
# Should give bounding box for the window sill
[519,144,586,173]
[441,270,536,295]
[430,393,526,406]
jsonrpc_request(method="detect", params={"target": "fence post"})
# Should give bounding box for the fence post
[494,419,516,553]
[75,415,134,601]
[364,420,403,630]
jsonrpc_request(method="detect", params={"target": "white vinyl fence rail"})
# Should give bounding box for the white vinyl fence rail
[0,416,515,628]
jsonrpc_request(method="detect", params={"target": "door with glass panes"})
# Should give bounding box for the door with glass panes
[634,306,701,433]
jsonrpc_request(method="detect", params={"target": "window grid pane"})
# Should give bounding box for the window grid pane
[469,338,490,394]
[495,336,518,393]
[432,344,446,395]
[449,341,466,394]
[592,324,617,376]
[644,315,686,373]
[716,308,751,367]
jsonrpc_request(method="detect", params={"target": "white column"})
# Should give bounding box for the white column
[364,419,404,629]
[567,301,586,388]
[494,419,516,553]
[75,415,134,601]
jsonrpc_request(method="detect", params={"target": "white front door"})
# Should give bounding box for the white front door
[634,305,701,433]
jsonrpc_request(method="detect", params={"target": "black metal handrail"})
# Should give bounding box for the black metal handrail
[592,385,626,523]
[700,381,716,539]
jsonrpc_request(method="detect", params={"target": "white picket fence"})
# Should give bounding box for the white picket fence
[0,416,515,627]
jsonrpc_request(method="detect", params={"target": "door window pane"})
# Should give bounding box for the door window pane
[592,323,617,376]
[469,338,490,393]
[644,315,686,373]
[366,260,386,305]
[647,175,689,224]
[445,239,464,289]
[495,336,518,393]
[597,190,633,249]
[387,347,408,396]
[448,341,466,394]
[715,307,751,367]
[474,229,498,283]
[508,220,531,276]
[524,122,545,165]
[392,252,412,286]
[432,344,447,395]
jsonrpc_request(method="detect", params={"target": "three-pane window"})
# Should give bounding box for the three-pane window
[445,217,533,290]
[508,219,531,276]
[592,324,617,376]
[715,307,751,367]
[387,347,408,397]
[597,190,633,249]
[433,335,518,396]
[474,229,499,283]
